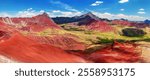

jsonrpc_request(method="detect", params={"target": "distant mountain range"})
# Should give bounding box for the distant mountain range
[52,12,150,30]
[52,12,115,32]
[52,12,110,25]
[52,12,150,27]
[144,19,150,24]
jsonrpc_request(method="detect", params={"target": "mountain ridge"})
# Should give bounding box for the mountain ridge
[52,12,104,24]
[0,13,61,32]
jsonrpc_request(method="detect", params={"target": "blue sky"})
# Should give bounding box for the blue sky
[0,0,149,21]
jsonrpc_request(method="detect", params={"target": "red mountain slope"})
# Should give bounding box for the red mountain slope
[1,13,61,32]
[0,33,87,63]
[87,20,114,32]
[28,34,86,50]
[111,20,131,26]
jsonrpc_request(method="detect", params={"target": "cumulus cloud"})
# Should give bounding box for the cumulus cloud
[0,8,46,17]
[91,1,103,6]
[49,10,82,17]
[16,8,82,17]
[137,11,146,14]
[0,8,148,21]
[92,11,146,21]
[119,0,129,3]
[138,8,146,14]
[0,8,82,18]
[120,9,125,11]
[139,8,144,11]
[52,10,61,13]
[17,8,44,17]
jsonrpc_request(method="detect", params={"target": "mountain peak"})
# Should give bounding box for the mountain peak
[35,12,50,18]
[42,12,49,16]
[81,12,100,20]
[144,19,150,24]
[86,12,93,15]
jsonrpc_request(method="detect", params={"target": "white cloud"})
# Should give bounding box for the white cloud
[0,12,12,17]
[138,11,146,14]
[120,9,125,11]
[17,8,44,17]
[138,8,146,14]
[0,8,46,17]
[92,11,146,21]
[49,10,82,17]
[50,0,78,12]
[119,0,129,3]
[0,8,82,18]
[39,10,45,13]
[52,10,61,13]
[0,8,148,21]
[91,1,103,6]
[27,8,33,11]
[16,8,82,17]
[139,8,145,11]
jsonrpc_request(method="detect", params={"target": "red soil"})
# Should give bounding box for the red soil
[0,21,19,37]
[0,31,11,41]
[0,33,87,63]
[0,31,5,37]
[28,34,86,50]
[87,20,114,32]
[89,41,141,63]
[0,21,5,26]
[0,22,5,32]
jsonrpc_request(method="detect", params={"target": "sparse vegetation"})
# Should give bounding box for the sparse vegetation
[96,37,114,44]
[84,30,94,35]
[66,27,84,31]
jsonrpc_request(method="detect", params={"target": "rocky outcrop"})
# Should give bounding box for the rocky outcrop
[89,42,142,63]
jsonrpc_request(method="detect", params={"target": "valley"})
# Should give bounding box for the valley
[0,12,150,63]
